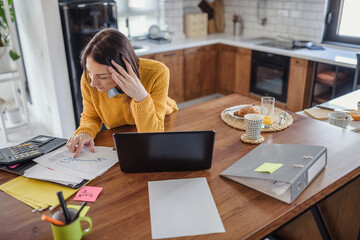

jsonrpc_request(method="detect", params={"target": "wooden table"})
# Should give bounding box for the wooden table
[297,89,360,132]
[1,94,359,239]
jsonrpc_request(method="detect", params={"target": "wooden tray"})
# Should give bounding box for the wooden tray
[221,105,293,132]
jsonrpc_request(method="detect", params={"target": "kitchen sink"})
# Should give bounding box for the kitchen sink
[132,45,150,54]
[242,37,274,44]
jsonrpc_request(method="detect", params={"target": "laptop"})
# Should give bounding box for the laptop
[112,131,215,173]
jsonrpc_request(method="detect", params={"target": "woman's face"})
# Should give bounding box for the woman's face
[86,56,117,92]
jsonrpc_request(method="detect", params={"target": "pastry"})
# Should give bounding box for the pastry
[234,105,260,117]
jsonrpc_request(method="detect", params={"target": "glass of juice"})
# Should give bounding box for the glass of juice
[261,96,275,128]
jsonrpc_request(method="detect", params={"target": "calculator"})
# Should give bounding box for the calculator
[0,142,43,166]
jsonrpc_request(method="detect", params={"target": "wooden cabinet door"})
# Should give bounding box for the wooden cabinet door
[234,48,252,96]
[217,45,237,94]
[184,45,218,100]
[200,45,217,96]
[139,54,156,59]
[184,47,204,100]
[287,58,314,111]
[154,50,184,103]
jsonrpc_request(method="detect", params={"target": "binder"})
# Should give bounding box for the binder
[220,144,327,204]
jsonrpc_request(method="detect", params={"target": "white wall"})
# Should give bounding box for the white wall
[13,0,76,138]
[158,0,185,40]
[223,0,327,43]
[163,0,327,44]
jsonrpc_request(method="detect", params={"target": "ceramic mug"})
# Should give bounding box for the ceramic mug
[5,107,22,124]
[51,208,92,240]
[244,113,264,140]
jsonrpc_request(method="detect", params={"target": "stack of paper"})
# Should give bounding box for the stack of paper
[0,176,77,210]
[24,146,118,187]
[0,146,118,210]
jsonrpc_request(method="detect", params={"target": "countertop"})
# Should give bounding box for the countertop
[296,89,360,132]
[133,33,358,69]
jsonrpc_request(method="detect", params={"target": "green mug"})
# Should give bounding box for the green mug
[51,208,92,240]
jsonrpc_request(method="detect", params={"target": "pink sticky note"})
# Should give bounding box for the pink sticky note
[8,164,19,169]
[73,186,103,202]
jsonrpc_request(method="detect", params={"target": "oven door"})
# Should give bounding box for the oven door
[250,60,289,103]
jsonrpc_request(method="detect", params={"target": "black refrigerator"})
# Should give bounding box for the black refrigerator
[59,0,118,127]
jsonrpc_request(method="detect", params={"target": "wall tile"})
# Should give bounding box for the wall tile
[159,0,326,42]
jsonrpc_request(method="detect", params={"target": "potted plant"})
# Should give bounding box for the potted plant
[0,0,20,72]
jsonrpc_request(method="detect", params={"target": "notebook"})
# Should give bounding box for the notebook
[112,131,215,173]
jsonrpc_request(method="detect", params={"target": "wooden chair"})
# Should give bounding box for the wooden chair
[352,53,360,91]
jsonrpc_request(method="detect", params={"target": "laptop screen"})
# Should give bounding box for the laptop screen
[112,131,215,173]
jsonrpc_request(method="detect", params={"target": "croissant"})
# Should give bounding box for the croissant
[234,106,260,117]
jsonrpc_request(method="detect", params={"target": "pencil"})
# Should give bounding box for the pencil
[57,191,71,224]
[41,214,65,226]
[72,202,87,222]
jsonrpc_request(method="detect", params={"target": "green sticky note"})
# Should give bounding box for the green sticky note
[68,205,90,217]
[254,163,283,174]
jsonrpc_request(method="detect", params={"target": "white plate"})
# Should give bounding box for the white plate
[226,105,262,120]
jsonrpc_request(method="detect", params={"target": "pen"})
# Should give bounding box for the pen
[41,214,65,226]
[57,191,71,224]
[72,202,87,222]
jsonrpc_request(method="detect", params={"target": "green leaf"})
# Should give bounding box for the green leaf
[9,49,20,61]
[9,8,15,22]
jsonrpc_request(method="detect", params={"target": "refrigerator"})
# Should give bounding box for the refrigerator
[59,0,118,127]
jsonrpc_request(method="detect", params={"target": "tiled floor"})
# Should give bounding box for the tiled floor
[0,93,225,147]
[177,93,225,109]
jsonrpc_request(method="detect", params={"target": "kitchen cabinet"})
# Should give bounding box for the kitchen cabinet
[154,50,184,103]
[234,47,252,96]
[287,58,315,111]
[139,54,156,60]
[183,45,217,100]
[199,45,217,97]
[217,45,252,96]
[217,45,237,94]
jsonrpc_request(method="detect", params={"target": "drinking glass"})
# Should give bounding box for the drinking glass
[261,97,275,128]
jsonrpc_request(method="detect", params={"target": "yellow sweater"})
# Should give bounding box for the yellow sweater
[74,58,178,138]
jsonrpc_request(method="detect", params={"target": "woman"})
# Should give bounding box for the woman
[66,28,178,157]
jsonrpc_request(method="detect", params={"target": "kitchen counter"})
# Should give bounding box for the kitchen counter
[133,33,358,69]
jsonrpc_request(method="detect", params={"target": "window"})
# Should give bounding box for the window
[323,0,360,47]
[115,0,158,38]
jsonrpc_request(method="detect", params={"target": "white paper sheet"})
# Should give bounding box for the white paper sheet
[34,146,118,180]
[148,177,225,239]
[23,164,84,185]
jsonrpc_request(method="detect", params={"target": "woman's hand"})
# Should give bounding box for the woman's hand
[66,133,95,158]
[108,56,148,102]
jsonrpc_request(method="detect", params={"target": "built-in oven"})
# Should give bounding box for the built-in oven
[250,50,290,103]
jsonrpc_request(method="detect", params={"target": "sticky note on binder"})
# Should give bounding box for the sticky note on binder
[254,163,283,174]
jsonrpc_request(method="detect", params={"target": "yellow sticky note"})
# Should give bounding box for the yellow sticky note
[68,205,90,217]
[254,163,283,174]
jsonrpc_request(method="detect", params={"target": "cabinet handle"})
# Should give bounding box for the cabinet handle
[197,47,205,52]
[163,52,177,57]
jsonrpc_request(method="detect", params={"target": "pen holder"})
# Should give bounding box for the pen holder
[51,208,92,240]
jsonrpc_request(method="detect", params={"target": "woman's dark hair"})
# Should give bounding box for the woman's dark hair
[80,28,139,78]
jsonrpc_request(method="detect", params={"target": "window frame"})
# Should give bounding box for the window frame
[323,0,360,47]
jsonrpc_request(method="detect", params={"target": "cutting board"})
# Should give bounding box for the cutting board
[304,108,333,120]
